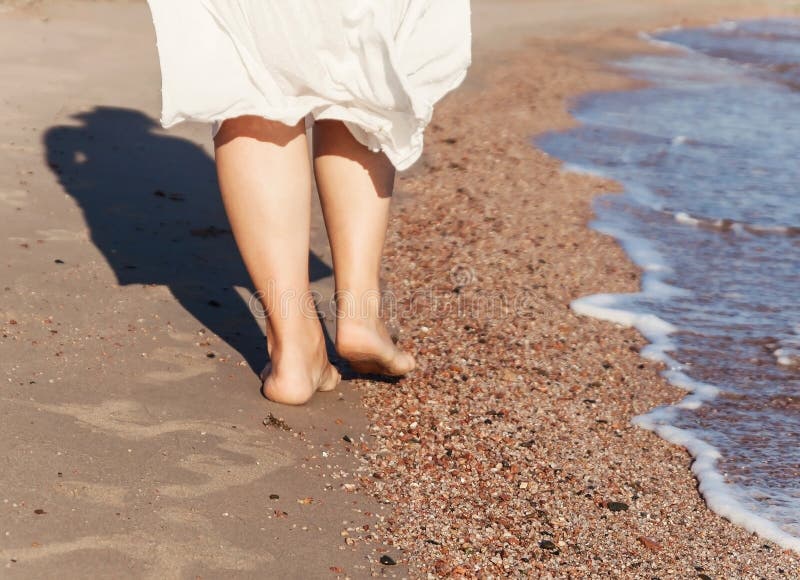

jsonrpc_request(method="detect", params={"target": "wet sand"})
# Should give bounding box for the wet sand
[1,0,799,578]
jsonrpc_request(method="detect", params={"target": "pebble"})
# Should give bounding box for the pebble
[637,535,662,552]
[539,540,559,553]
[606,501,629,512]
[263,414,291,431]
[379,555,397,566]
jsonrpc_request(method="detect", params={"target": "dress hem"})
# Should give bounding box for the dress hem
[158,57,471,173]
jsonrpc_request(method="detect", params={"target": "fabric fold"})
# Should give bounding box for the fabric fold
[146,0,471,170]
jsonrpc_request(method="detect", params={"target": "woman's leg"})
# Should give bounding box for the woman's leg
[214,116,340,405]
[312,120,415,375]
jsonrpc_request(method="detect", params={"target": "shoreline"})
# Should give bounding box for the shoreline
[354,2,800,576]
[540,24,800,555]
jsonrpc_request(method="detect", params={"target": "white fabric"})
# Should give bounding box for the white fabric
[146,0,472,170]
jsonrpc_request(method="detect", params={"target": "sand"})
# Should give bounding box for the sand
[352,0,800,577]
[0,1,398,578]
[0,0,799,578]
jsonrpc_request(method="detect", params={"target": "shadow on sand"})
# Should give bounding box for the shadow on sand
[43,106,332,374]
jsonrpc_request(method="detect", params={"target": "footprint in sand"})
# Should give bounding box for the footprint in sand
[0,531,273,580]
[33,399,295,498]
[52,481,127,507]
[3,398,292,576]
[141,345,217,383]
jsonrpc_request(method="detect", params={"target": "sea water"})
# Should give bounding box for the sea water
[537,19,800,551]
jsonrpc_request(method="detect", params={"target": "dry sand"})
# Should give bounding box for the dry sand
[0,1,398,578]
[1,0,799,578]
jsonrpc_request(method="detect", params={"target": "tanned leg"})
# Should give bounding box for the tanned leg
[312,120,415,376]
[214,116,340,404]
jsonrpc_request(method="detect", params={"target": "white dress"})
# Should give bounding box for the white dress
[146,1,472,170]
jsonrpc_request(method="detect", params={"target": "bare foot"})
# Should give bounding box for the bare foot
[336,320,416,377]
[260,335,341,405]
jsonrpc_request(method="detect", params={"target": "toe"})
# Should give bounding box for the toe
[402,352,416,373]
[391,350,416,375]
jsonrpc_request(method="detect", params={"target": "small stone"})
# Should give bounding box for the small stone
[54,259,64,264]
[33,509,46,515]
[637,535,662,552]
[342,435,353,443]
[269,494,279,500]
[539,539,559,552]
[698,575,713,580]
[263,414,291,431]
[425,539,442,545]
[379,555,396,566]
[607,501,629,512]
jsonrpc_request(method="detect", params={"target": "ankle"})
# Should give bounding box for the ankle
[336,318,396,357]
[269,318,325,355]
[336,316,382,340]
[334,285,385,323]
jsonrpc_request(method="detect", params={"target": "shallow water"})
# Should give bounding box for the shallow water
[538,19,800,550]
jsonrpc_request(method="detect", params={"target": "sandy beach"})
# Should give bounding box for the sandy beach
[363,0,800,576]
[1,0,799,578]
